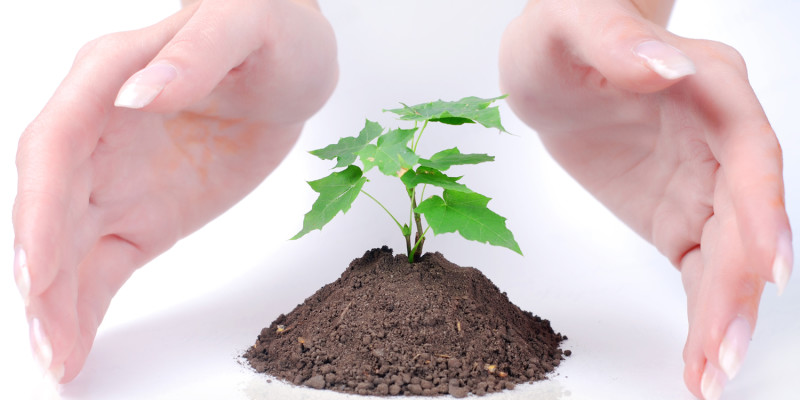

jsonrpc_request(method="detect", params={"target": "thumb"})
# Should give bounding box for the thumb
[113,0,264,111]
[568,8,696,93]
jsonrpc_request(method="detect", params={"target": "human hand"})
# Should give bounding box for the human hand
[13,0,337,384]
[499,0,791,398]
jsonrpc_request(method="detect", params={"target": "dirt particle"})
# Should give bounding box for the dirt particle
[304,375,325,390]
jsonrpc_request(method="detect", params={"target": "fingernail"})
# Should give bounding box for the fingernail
[634,40,696,80]
[700,362,728,400]
[773,233,793,296]
[46,363,65,386]
[30,318,53,372]
[718,316,751,379]
[114,62,177,109]
[14,245,31,305]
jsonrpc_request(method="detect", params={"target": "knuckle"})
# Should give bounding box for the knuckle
[16,119,41,169]
[697,40,748,76]
[74,32,128,64]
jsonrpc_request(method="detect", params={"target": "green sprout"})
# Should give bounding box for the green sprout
[292,96,521,263]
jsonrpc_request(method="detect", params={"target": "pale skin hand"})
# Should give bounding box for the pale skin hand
[13,0,337,384]
[499,0,792,399]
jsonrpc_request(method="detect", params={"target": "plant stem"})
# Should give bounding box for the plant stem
[361,190,403,231]
[412,120,428,153]
[409,225,431,260]
[411,195,425,261]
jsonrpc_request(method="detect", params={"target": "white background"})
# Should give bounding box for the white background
[0,1,798,399]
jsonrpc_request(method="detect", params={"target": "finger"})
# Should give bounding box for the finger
[679,248,709,399]
[25,268,78,384]
[563,0,695,93]
[12,6,193,303]
[682,176,764,400]
[113,0,268,112]
[689,45,793,294]
[682,251,763,400]
[60,235,145,383]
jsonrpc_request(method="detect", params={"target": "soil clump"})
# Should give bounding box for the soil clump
[243,246,567,397]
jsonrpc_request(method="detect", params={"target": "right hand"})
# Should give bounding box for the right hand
[13,0,338,384]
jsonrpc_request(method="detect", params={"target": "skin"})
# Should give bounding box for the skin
[499,0,791,398]
[13,0,791,397]
[13,0,337,383]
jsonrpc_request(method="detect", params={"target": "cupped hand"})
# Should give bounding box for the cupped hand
[499,0,791,398]
[13,0,337,384]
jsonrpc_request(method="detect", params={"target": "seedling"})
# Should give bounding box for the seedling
[292,96,521,263]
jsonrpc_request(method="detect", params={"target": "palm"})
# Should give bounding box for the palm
[80,104,298,265]
[531,63,723,268]
[501,19,768,269]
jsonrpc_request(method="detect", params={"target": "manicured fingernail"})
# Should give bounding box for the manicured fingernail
[773,233,793,296]
[634,40,696,80]
[14,246,31,305]
[700,362,728,400]
[30,318,53,372]
[46,363,65,386]
[114,62,177,109]
[718,316,751,379]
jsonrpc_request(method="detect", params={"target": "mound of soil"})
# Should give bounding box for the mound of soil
[243,246,567,397]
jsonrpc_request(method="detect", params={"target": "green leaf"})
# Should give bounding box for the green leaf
[310,120,383,168]
[385,95,508,132]
[415,190,522,255]
[401,167,472,193]
[418,147,494,171]
[292,165,367,240]
[358,127,419,176]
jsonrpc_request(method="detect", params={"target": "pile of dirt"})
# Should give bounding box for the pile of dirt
[243,246,567,397]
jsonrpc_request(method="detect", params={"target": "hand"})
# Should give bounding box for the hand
[13,0,337,384]
[499,0,792,398]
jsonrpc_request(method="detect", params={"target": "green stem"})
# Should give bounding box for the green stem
[408,188,415,233]
[361,190,403,231]
[406,187,416,261]
[411,195,425,262]
[412,120,428,153]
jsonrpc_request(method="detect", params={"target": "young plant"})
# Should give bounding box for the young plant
[292,96,521,263]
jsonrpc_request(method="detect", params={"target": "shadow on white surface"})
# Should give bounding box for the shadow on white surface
[241,376,571,400]
[58,241,580,400]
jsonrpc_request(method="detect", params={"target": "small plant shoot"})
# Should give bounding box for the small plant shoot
[292,96,521,263]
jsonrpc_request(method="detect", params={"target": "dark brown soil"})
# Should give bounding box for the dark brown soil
[243,246,567,397]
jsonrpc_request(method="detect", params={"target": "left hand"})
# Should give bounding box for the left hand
[499,0,792,398]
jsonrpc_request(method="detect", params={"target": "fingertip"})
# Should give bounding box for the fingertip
[14,245,31,305]
[46,363,66,387]
[700,362,728,400]
[579,29,696,93]
[30,317,54,372]
[773,231,793,295]
[633,40,696,81]
[718,316,752,380]
[603,38,695,94]
[683,354,705,399]
[114,62,178,109]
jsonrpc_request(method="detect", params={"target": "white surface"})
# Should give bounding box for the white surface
[1,1,798,399]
